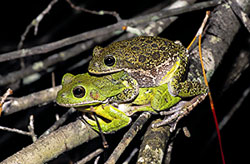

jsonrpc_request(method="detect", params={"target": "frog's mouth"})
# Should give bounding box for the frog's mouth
[88,68,121,75]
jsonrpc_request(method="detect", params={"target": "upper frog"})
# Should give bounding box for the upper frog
[56,71,139,107]
[88,36,188,90]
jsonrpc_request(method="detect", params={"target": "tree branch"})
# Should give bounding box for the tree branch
[1,119,99,164]
[0,1,219,63]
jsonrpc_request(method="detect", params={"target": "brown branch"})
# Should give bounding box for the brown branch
[0,1,219,63]
[226,0,250,33]
[2,86,61,115]
[137,119,171,164]
[0,33,116,86]
[0,119,99,164]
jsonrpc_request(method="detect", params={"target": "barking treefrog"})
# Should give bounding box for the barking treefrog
[88,36,206,98]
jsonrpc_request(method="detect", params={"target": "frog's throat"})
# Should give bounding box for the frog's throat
[161,58,180,83]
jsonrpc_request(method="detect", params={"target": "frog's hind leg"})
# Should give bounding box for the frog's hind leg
[152,93,207,131]
[83,104,131,133]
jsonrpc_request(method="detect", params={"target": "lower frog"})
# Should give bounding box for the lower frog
[56,71,207,133]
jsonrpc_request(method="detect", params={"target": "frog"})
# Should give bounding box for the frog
[88,36,206,98]
[56,71,139,107]
[56,71,207,133]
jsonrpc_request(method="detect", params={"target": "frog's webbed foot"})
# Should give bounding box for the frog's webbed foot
[152,94,207,132]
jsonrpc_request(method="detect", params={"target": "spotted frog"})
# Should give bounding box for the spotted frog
[88,36,205,98]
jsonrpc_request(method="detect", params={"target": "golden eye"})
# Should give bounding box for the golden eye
[104,56,115,66]
[73,86,85,98]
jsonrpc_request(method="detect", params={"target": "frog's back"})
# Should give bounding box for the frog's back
[110,36,184,69]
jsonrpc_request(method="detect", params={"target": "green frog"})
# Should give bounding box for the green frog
[88,36,206,98]
[56,71,139,107]
[56,71,207,133]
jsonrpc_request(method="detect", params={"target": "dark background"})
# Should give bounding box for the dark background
[0,0,249,163]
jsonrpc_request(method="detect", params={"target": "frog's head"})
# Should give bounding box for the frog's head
[88,42,129,74]
[56,73,108,107]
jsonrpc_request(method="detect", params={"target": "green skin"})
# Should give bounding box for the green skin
[56,71,139,107]
[88,36,207,97]
[56,71,205,133]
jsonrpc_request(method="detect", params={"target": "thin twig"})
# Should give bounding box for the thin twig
[0,88,13,116]
[28,115,37,142]
[41,108,76,137]
[0,1,219,63]
[105,112,151,164]
[93,111,108,148]
[18,0,59,49]
[0,33,114,86]
[0,125,32,136]
[1,120,99,164]
[66,0,121,21]
[76,148,104,164]
[122,148,138,164]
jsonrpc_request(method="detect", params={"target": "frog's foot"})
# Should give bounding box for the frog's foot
[152,94,207,132]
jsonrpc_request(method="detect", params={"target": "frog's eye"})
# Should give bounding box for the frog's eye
[104,55,115,66]
[73,86,85,98]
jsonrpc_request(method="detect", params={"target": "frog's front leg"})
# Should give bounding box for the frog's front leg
[169,78,208,98]
[110,72,139,103]
[83,104,131,133]
[161,55,207,98]
[152,93,207,131]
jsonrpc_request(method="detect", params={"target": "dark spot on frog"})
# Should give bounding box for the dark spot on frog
[151,43,158,47]
[139,55,146,63]
[119,44,127,48]
[131,46,140,51]
[146,40,153,44]
[140,38,146,42]
[159,46,165,51]
[152,52,160,60]
[164,41,170,46]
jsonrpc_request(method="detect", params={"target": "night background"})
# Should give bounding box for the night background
[0,0,249,163]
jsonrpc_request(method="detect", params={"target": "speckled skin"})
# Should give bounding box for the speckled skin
[88,36,207,97]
